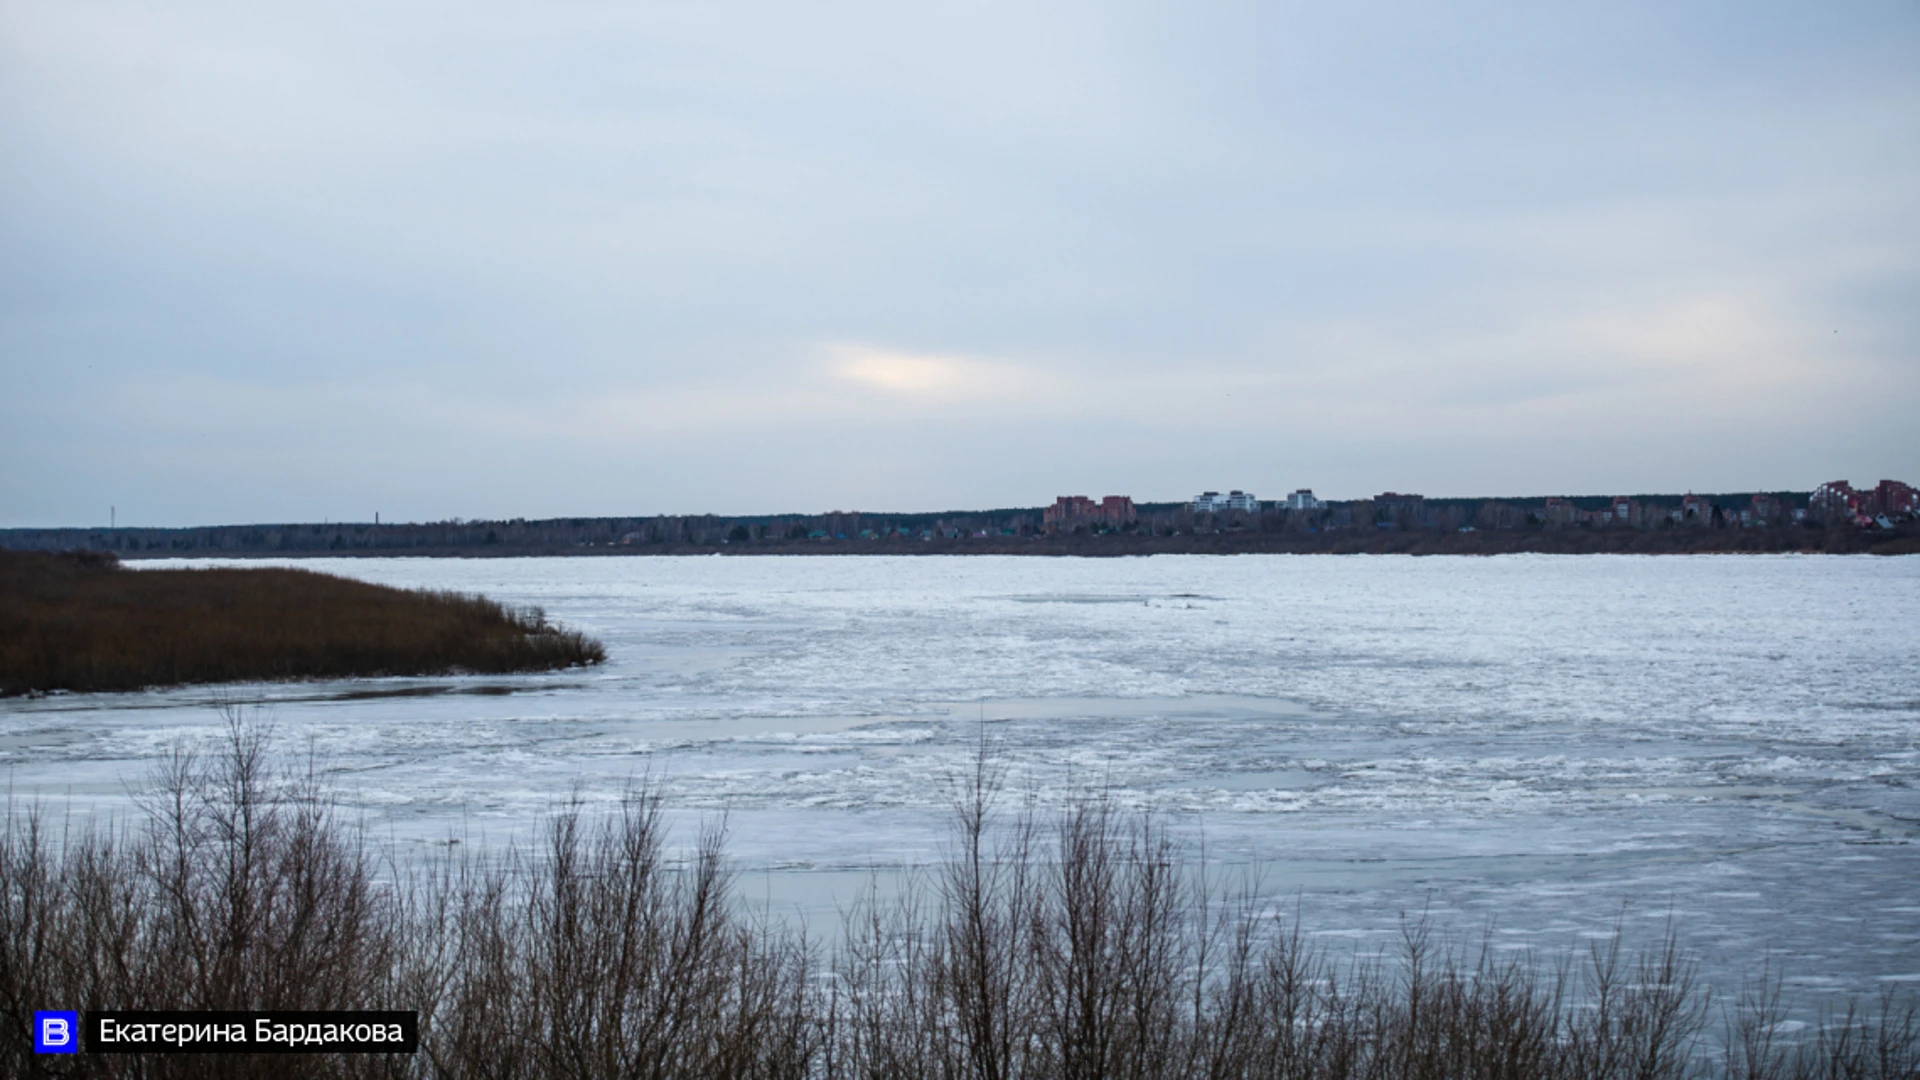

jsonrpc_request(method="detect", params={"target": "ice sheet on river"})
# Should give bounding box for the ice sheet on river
[4,554,1916,999]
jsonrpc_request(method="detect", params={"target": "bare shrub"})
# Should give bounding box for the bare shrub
[3,721,1916,1079]
[813,745,1908,1080]
[411,791,818,1079]
[0,709,408,1078]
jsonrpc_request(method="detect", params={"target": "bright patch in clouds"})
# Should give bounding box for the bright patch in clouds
[1,1,1915,523]
[827,343,1048,402]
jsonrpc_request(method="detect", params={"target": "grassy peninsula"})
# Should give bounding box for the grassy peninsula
[0,550,604,696]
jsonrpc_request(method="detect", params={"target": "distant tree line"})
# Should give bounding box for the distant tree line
[4,489,1915,559]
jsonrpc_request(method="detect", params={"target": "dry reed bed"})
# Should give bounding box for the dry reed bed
[2,719,1915,1079]
[0,551,604,696]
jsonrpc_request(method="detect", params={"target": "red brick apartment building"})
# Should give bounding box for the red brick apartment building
[1043,495,1136,530]
[1811,479,1919,522]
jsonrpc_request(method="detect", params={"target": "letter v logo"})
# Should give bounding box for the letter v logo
[34,1011,79,1054]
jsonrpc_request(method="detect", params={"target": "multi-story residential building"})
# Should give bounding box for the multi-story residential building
[1869,479,1918,516]
[1375,492,1425,525]
[1044,496,1098,527]
[1807,479,1916,522]
[1044,495,1136,530]
[1285,489,1324,510]
[1810,481,1859,521]
[1192,490,1259,513]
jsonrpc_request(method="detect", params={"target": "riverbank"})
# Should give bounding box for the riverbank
[38,522,1920,558]
[9,492,1917,560]
[0,550,604,696]
[3,722,1913,1079]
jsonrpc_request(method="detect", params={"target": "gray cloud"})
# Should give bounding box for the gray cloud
[3,0,1916,526]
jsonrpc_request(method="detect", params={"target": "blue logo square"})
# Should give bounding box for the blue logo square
[33,1010,79,1054]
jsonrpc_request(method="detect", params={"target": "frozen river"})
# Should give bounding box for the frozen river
[4,554,1917,1001]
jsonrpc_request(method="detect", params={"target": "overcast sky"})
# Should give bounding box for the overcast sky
[3,1,1916,527]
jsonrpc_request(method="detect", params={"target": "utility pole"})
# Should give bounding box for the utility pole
[111,506,115,529]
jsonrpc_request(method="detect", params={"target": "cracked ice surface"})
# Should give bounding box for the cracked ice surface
[3,554,1916,1001]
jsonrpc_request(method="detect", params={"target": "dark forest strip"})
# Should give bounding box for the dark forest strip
[8,517,1915,560]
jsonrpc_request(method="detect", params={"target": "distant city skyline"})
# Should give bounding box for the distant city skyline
[9,479,1913,560]
[4,1,1917,528]
[9,477,1914,535]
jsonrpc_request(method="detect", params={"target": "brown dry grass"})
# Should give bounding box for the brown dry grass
[0,551,604,696]
[3,722,1915,1079]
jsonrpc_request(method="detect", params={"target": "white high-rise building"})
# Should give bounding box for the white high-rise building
[1192,490,1259,513]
